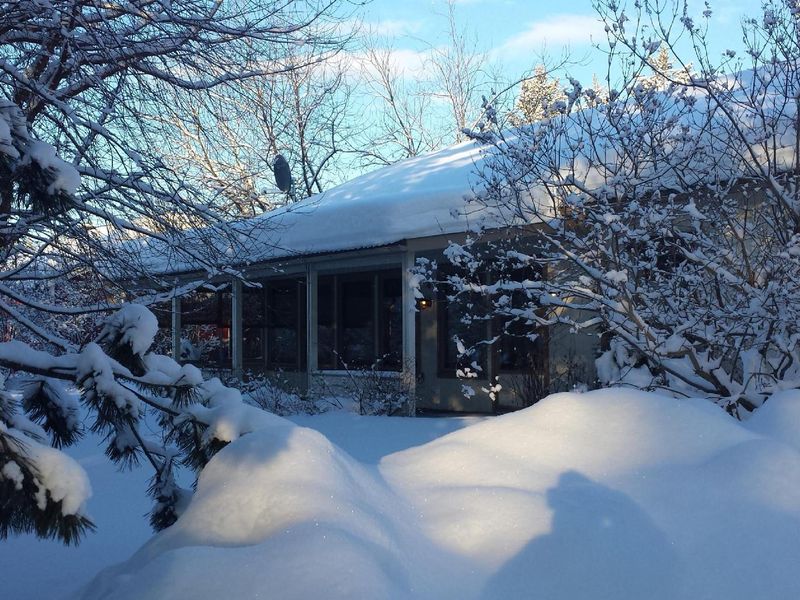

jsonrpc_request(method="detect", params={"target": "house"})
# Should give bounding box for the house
[148,64,800,414]
[153,138,598,413]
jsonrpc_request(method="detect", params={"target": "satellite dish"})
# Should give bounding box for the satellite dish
[272,154,292,193]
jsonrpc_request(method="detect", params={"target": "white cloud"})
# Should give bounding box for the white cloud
[365,19,425,37]
[336,47,432,82]
[336,18,425,40]
[494,14,605,59]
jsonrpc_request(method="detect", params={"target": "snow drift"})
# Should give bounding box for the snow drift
[80,389,800,600]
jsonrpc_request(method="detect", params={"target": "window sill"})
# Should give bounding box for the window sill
[313,369,403,376]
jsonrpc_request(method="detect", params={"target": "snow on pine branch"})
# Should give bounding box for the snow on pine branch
[0,304,279,544]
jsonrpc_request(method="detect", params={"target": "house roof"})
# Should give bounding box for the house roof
[246,139,497,258]
[138,138,511,277]
[136,65,798,278]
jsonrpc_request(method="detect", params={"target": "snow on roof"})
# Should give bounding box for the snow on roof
[137,65,797,277]
[135,139,509,277]
[246,139,494,257]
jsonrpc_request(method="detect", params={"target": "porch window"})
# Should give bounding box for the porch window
[242,285,266,363]
[176,280,305,369]
[495,320,547,373]
[317,269,402,370]
[437,289,488,377]
[266,278,306,370]
[340,278,374,365]
[494,265,547,375]
[180,289,231,365]
[380,277,403,369]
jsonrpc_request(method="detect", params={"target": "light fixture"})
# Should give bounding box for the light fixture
[417,298,432,310]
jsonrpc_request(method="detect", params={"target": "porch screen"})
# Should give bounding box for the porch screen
[266,278,306,369]
[317,269,402,370]
[179,289,231,365]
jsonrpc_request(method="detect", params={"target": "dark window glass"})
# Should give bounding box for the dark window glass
[316,269,402,371]
[378,276,402,368]
[317,276,336,369]
[181,291,219,325]
[241,286,266,363]
[267,280,299,368]
[243,286,266,327]
[497,323,545,372]
[181,324,230,365]
[495,265,546,374]
[219,291,232,327]
[243,327,264,362]
[340,278,375,367]
[151,302,172,328]
[439,290,487,376]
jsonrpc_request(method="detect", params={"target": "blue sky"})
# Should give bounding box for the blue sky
[356,0,762,84]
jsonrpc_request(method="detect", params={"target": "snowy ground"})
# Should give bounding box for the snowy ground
[2,410,479,600]
[5,389,800,599]
[3,426,154,600]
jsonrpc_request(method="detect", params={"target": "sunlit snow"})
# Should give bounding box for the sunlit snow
[59,389,800,600]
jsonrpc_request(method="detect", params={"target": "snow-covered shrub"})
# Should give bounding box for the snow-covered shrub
[443,0,800,417]
[336,360,414,416]
[0,304,278,543]
[238,373,327,416]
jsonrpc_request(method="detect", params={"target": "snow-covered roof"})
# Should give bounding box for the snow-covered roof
[138,65,798,277]
[139,139,506,276]
[247,140,493,257]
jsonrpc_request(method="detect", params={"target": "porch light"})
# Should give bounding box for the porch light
[417,298,432,310]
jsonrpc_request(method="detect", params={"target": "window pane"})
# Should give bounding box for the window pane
[181,291,219,324]
[267,280,298,367]
[180,324,230,365]
[219,291,231,327]
[151,302,172,328]
[340,278,374,367]
[496,265,545,373]
[243,327,265,362]
[243,286,266,326]
[317,276,336,369]
[440,293,487,375]
[379,276,402,369]
[497,324,544,371]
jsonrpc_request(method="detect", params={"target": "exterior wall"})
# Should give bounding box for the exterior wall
[170,232,602,414]
[414,291,494,412]
[410,235,601,414]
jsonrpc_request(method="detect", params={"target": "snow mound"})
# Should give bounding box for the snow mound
[81,415,475,600]
[80,390,800,600]
[745,389,800,452]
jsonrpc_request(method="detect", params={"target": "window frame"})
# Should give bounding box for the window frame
[436,283,490,380]
[316,268,403,372]
[264,277,307,371]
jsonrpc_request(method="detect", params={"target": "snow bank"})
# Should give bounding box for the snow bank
[745,389,800,452]
[82,415,475,600]
[79,390,800,600]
